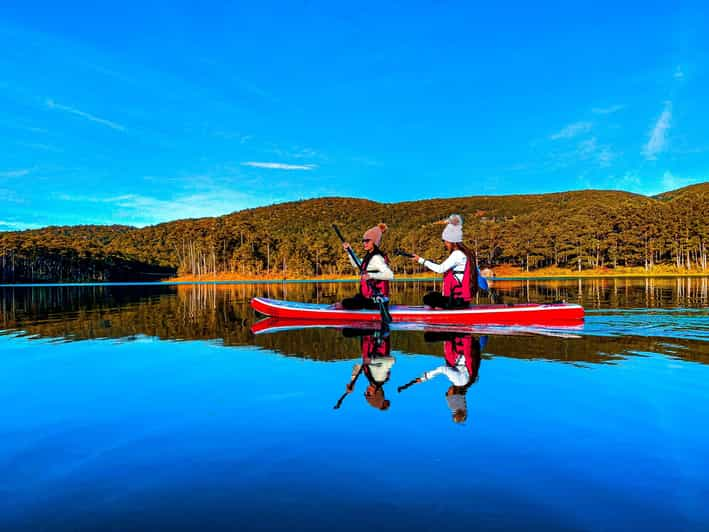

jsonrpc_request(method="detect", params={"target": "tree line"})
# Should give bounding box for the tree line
[0,184,707,282]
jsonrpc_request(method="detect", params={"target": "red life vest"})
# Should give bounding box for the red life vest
[360,251,390,298]
[442,254,472,302]
[362,334,391,360]
[444,335,474,374]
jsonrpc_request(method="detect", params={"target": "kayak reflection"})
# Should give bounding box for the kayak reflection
[398,333,485,424]
[334,327,395,411]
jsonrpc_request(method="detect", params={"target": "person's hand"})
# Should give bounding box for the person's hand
[361,273,371,281]
[412,254,421,262]
[351,363,361,378]
[343,242,351,250]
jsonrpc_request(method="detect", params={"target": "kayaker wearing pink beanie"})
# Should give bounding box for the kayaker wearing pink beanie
[411,214,478,309]
[341,223,394,310]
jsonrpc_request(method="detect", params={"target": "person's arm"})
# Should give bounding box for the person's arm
[365,255,394,281]
[417,250,464,274]
[421,365,469,385]
[419,366,446,382]
[348,253,360,270]
[343,243,361,270]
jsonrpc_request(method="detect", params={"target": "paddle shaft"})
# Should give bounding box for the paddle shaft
[334,364,364,409]
[397,378,421,393]
[333,224,362,268]
[393,249,415,258]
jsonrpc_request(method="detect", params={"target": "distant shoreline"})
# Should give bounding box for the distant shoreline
[1,272,708,288]
[167,265,709,283]
[1,267,707,288]
[163,274,709,283]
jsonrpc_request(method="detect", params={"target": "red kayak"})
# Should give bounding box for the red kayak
[250,297,584,326]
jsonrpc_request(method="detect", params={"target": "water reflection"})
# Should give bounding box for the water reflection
[2,280,709,530]
[331,327,488,423]
[399,333,484,424]
[0,279,707,365]
[336,328,394,411]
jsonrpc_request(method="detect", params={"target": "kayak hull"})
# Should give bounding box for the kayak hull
[250,316,584,337]
[250,297,584,326]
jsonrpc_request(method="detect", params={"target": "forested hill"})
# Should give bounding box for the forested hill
[1,184,707,282]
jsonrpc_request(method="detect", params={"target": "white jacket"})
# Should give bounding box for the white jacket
[348,252,394,281]
[420,359,471,387]
[418,249,467,283]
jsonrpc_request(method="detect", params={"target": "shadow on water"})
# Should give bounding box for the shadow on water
[1,278,707,365]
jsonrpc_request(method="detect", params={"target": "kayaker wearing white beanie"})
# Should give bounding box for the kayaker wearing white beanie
[411,214,478,309]
[397,333,482,424]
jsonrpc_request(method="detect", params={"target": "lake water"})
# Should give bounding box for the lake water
[1,278,708,531]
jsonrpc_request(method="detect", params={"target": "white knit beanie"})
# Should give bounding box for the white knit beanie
[441,214,463,243]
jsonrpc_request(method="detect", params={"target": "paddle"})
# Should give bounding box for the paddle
[392,249,415,258]
[332,224,392,324]
[333,363,364,409]
[397,377,422,393]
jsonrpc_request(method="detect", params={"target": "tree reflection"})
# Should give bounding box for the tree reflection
[0,279,707,365]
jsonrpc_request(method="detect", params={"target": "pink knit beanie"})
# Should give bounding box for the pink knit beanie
[363,223,388,246]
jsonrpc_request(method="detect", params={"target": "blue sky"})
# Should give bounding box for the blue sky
[1,1,708,230]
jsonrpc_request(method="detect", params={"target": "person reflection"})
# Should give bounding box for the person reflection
[399,333,484,424]
[334,327,395,411]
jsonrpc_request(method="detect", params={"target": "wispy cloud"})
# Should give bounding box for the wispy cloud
[597,146,616,166]
[212,130,253,144]
[57,188,263,226]
[578,137,597,157]
[643,101,672,160]
[674,67,684,80]
[0,188,24,203]
[608,172,641,190]
[577,137,617,167]
[267,146,321,160]
[241,162,317,170]
[351,156,381,167]
[17,142,64,153]
[46,99,125,131]
[0,168,31,178]
[550,121,592,140]
[0,220,41,231]
[592,105,624,115]
[661,171,702,192]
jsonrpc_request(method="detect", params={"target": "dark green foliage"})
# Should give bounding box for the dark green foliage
[1,184,707,282]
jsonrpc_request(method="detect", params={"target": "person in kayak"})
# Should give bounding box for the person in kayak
[411,214,478,308]
[398,333,483,424]
[341,223,394,310]
[339,328,395,411]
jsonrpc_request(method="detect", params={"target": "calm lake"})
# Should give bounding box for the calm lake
[1,278,708,531]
